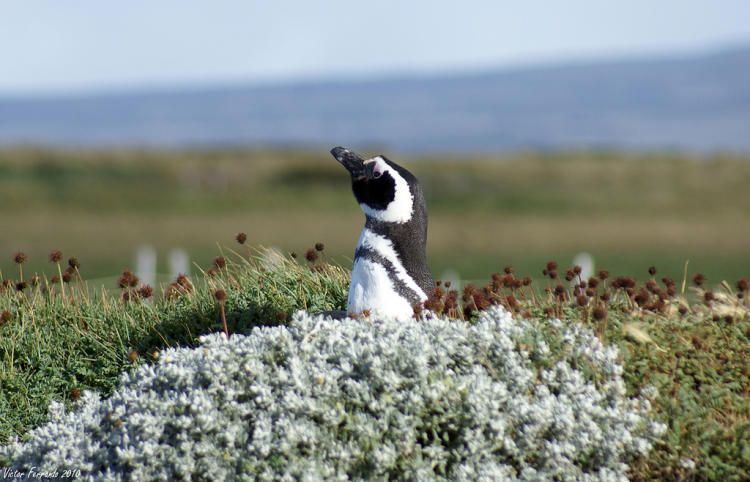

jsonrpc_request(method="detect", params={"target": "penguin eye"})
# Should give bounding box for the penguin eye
[373,171,382,179]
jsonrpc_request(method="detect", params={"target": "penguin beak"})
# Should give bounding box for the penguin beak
[331,146,368,180]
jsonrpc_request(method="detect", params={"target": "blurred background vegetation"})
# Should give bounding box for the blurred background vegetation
[2,147,748,289]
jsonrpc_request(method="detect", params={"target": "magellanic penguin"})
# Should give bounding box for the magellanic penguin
[332,146,434,319]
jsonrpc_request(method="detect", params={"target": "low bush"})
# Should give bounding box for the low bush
[1,307,664,481]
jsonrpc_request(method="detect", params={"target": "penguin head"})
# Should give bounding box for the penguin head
[331,146,418,224]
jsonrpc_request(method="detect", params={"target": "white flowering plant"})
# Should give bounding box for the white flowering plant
[1,306,664,481]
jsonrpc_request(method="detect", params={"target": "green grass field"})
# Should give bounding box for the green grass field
[1,148,749,288]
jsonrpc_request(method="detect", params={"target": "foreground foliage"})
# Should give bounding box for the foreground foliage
[1,308,664,481]
[0,247,348,445]
[0,243,748,480]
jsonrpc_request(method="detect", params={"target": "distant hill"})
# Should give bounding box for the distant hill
[1,45,749,152]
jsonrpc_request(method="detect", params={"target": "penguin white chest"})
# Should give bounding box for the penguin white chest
[347,229,427,319]
[348,258,414,318]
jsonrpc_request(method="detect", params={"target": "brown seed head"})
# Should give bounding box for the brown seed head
[290,252,298,259]
[13,252,27,264]
[613,276,636,289]
[68,257,80,269]
[565,269,575,282]
[69,387,81,401]
[598,270,609,280]
[472,290,491,312]
[1,310,11,323]
[592,306,607,321]
[430,286,445,301]
[235,232,247,244]
[305,248,318,263]
[634,289,650,306]
[692,273,706,287]
[587,277,599,288]
[522,276,532,286]
[648,266,657,275]
[573,265,582,275]
[546,261,558,271]
[444,290,458,311]
[548,270,558,280]
[127,350,139,363]
[444,280,452,288]
[315,242,325,252]
[214,289,227,302]
[138,285,154,299]
[62,272,72,284]
[462,284,478,301]
[503,265,513,274]
[213,256,227,269]
[737,277,749,293]
[15,281,28,292]
[118,270,136,289]
[703,290,715,304]
[576,295,588,307]
[176,274,193,290]
[49,250,63,263]
[554,284,566,298]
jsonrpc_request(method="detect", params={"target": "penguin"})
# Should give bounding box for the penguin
[331,146,434,319]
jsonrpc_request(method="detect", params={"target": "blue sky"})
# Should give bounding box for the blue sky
[1,0,749,95]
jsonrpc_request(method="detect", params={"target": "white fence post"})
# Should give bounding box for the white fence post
[169,249,189,279]
[572,252,594,282]
[136,245,156,288]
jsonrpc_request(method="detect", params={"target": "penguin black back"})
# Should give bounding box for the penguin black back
[361,173,432,296]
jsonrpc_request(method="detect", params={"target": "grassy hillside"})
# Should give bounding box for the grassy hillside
[1,148,748,287]
[0,245,748,480]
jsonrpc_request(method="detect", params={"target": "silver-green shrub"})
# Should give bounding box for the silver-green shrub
[1,307,664,481]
